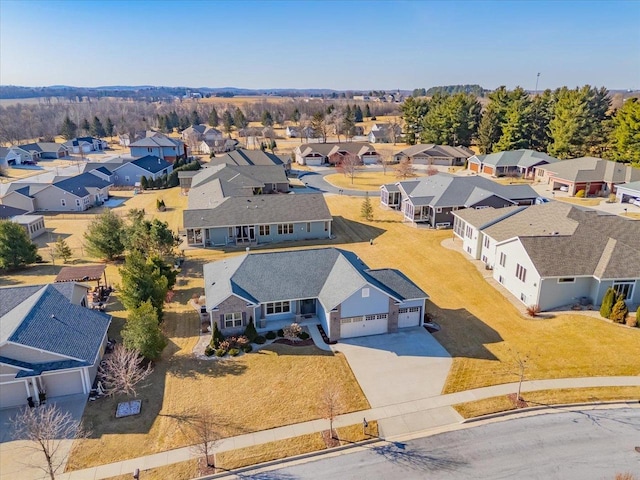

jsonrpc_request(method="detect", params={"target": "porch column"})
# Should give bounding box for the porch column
[31,378,39,403]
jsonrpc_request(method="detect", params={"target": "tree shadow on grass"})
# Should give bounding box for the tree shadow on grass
[371,441,468,472]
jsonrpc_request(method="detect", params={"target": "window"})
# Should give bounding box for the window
[259,225,270,236]
[224,312,242,328]
[558,278,575,283]
[324,221,330,232]
[147,147,152,153]
[125,176,130,182]
[499,252,506,267]
[399,307,420,313]
[60,199,66,207]
[266,301,290,315]
[362,288,370,298]
[365,314,387,321]
[520,293,527,302]
[278,223,294,235]
[75,199,81,207]
[516,264,527,282]
[306,222,311,233]
[484,236,490,248]
[498,275,504,284]
[465,225,472,238]
[613,280,635,300]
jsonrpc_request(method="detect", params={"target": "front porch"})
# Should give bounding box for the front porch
[403,201,431,223]
[256,315,321,333]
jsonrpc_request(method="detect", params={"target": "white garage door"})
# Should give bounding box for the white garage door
[432,158,450,166]
[0,380,28,409]
[42,371,84,398]
[398,307,421,328]
[340,314,388,338]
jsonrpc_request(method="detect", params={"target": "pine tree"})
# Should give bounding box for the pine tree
[105,117,115,139]
[233,108,247,130]
[212,320,226,347]
[140,176,148,190]
[291,108,301,123]
[91,116,106,138]
[548,87,589,158]
[190,110,201,126]
[477,108,501,153]
[60,115,78,140]
[55,237,72,263]
[611,97,640,162]
[119,251,169,319]
[361,193,373,221]
[364,104,371,118]
[610,294,629,324]
[84,210,125,261]
[261,110,274,127]
[243,318,257,342]
[122,300,167,360]
[599,287,616,318]
[80,118,91,134]
[0,220,39,270]
[222,110,234,134]
[354,105,363,122]
[208,107,219,126]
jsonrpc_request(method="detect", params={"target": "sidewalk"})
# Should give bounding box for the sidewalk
[57,375,640,480]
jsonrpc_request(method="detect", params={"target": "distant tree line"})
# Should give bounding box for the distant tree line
[412,85,487,97]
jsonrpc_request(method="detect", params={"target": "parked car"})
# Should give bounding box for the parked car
[633,198,640,207]
[559,185,569,192]
[535,197,551,205]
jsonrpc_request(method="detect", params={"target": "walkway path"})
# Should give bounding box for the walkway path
[57,375,640,480]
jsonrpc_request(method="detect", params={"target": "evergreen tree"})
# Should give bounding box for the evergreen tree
[208,107,219,126]
[364,104,371,118]
[90,116,106,138]
[168,111,180,130]
[179,116,190,131]
[611,97,640,162]
[269,139,277,152]
[400,97,429,145]
[0,220,38,270]
[361,193,373,221]
[140,176,148,190]
[610,294,629,324]
[291,108,301,123]
[343,105,356,138]
[548,87,589,158]
[494,96,534,151]
[582,85,611,156]
[222,110,234,134]
[261,110,274,127]
[354,105,363,122]
[212,321,225,347]
[122,300,167,360]
[530,89,554,152]
[477,108,501,153]
[190,110,201,126]
[54,236,72,263]
[119,250,169,319]
[80,118,90,134]
[84,210,125,261]
[243,318,257,342]
[233,107,247,130]
[420,93,481,147]
[599,287,616,318]
[105,117,115,138]
[60,115,78,140]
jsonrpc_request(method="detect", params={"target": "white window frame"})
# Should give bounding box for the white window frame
[484,236,490,248]
[259,225,270,236]
[613,280,635,300]
[516,263,527,282]
[557,278,575,284]
[277,223,294,235]
[499,252,506,267]
[266,301,290,315]
[224,312,242,328]
[60,199,66,207]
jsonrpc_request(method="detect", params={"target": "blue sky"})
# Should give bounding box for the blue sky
[1,0,638,90]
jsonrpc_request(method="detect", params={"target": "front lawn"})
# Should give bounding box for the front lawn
[324,171,426,191]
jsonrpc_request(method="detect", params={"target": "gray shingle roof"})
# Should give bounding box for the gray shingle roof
[53,171,113,197]
[5,285,111,362]
[184,193,331,228]
[395,144,473,159]
[296,143,377,158]
[453,205,525,229]
[220,150,285,167]
[617,181,640,194]
[474,149,559,168]
[129,155,173,174]
[483,202,577,242]
[542,157,640,183]
[0,204,28,219]
[204,248,427,311]
[130,134,182,148]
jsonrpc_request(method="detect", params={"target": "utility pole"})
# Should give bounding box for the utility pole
[535,72,541,97]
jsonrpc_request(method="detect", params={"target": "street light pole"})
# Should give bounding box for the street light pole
[535,72,541,97]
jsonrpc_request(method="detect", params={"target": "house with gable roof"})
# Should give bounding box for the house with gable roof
[294,142,379,166]
[380,173,537,228]
[453,203,640,311]
[393,144,474,166]
[203,247,428,341]
[63,136,108,154]
[467,149,559,177]
[0,283,111,409]
[129,132,186,162]
[14,142,68,160]
[111,155,173,186]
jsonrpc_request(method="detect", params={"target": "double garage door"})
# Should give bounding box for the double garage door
[340,314,388,338]
[0,370,85,410]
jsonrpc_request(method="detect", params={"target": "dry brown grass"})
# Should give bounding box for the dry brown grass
[621,212,640,219]
[453,386,640,418]
[324,171,426,191]
[555,196,603,207]
[103,459,198,480]
[491,177,535,185]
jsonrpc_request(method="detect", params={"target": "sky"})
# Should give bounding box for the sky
[1,0,639,91]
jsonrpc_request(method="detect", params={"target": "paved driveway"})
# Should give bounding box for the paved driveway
[333,327,452,408]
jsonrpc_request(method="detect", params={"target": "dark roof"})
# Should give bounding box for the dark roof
[7,285,111,362]
[53,172,113,197]
[0,204,28,219]
[219,149,285,167]
[55,264,106,283]
[366,269,428,300]
[129,155,173,174]
[184,193,331,228]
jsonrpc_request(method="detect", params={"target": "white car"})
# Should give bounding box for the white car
[559,186,569,192]
[633,198,640,207]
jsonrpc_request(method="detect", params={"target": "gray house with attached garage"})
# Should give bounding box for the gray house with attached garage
[0,283,111,409]
[203,248,428,341]
[381,173,537,227]
[453,203,640,311]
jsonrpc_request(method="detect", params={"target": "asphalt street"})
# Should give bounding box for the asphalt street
[258,408,640,480]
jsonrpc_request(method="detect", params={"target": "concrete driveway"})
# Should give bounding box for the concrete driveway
[0,394,87,480]
[332,327,452,408]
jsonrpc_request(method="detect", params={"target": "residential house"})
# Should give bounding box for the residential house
[209,149,289,171]
[112,155,173,186]
[0,204,46,239]
[533,157,640,196]
[203,247,428,341]
[0,204,28,219]
[467,149,559,177]
[129,132,186,162]
[380,173,538,227]
[181,124,208,142]
[183,164,332,247]
[63,137,108,154]
[367,124,402,144]
[286,126,315,139]
[393,144,474,166]
[0,283,111,409]
[294,143,379,166]
[15,142,68,160]
[0,147,22,167]
[32,172,113,212]
[199,138,238,155]
[615,181,640,204]
[452,203,640,311]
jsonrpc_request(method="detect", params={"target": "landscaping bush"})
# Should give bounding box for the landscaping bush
[204,345,215,357]
[236,335,250,348]
[244,317,258,342]
[214,349,226,357]
[218,339,231,351]
[254,335,266,345]
[526,305,541,317]
[277,329,284,338]
[575,189,585,198]
[626,313,638,328]
[242,344,253,353]
[228,348,240,357]
[298,331,310,340]
[599,288,616,318]
[265,331,276,340]
[283,323,303,341]
[608,193,616,203]
[610,295,629,324]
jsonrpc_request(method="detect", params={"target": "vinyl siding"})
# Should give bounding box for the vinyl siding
[340,284,390,318]
[492,239,541,308]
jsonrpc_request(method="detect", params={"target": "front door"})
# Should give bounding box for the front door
[300,299,315,315]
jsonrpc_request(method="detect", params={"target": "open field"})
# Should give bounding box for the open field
[324,171,427,190]
[453,386,640,418]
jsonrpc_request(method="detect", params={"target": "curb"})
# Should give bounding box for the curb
[460,399,640,424]
[194,437,380,480]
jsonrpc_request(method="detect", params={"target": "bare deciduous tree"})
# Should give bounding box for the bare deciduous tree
[11,404,90,480]
[99,344,152,398]
[505,348,530,401]
[378,153,394,176]
[318,384,343,439]
[336,152,362,185]
[186,409,222,469]
[394,158,417,179]
[426,165,439,176]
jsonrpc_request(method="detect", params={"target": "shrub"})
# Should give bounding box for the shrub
[228,348,240,357]
[610,294,629,324]
[283,323,303,341]
[244,317,258,342]
[265,331,276,340]
[299,331,310,340]
[626,314,638,328]
[218,339,231,352]
[277,329,284,338]
[608,193,617,203]
[254,335,266,345]
[575,189,585,198]
[204,345,215,357]
[214,349,226,357]
[599,288,616,318]
[526,305,541,317]
[236,335,250,347]
[241,344,253,353]
[211,322,225,348]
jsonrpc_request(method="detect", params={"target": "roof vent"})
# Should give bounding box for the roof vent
[552,231,559,235]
